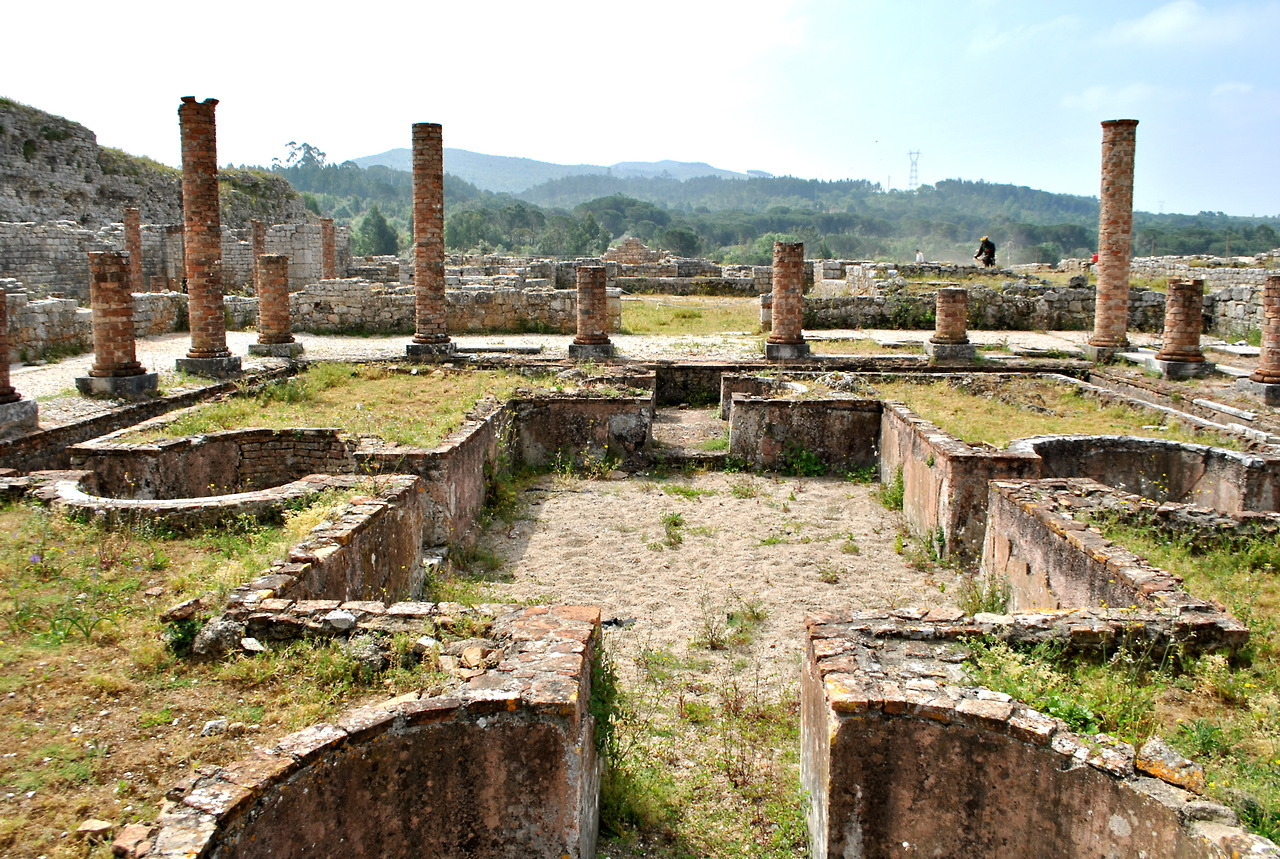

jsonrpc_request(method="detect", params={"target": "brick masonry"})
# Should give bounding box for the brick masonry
[0,289,19,403]
[255,254,295,344]
[930,287,970,344]
[1090,119,1139,349]
[320,218,336,280]
[123,208,145,294]
[412,122,448,345]
[572,265,610,346]
[86,251,144,377]
[1154,278,1206,363]
[178,97,231,360]
[767,241,805,345]
[1252,275,1280,384]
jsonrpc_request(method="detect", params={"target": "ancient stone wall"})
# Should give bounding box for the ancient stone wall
[512,397,654,470]
[727,397,880,471]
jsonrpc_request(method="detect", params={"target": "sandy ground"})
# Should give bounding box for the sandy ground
[474,471,959,686]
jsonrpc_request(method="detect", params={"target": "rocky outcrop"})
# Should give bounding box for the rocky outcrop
[0,97,306,227]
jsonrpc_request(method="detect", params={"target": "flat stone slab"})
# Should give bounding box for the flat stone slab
[924,341,977,362]
[405,342,457,360]
[175,356,242,379]
[75,372,159,401]
[567,342,614,360]
[1144,358,1216,379]
[764,341,810,360]
[248,342,304,358]
[455,345,543,355]
[1236,377,1280,406]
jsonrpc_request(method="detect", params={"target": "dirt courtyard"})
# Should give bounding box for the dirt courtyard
[476,470,960,685]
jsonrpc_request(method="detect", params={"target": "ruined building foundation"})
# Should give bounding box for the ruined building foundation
[765,240,809,360]
[1238,274,1280,404]
[1085,118,1139,362]
[174,96,241,378]
[568,264,613,359]
[1149,278,1213,378]
[75,251,157,400]
[406,121,454,359]
[924,286,976,362]
[248,254,303,358]
[0,287,37,435]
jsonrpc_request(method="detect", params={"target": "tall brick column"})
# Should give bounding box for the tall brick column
[1148,278,1212,378]
[321,218,336,279]
[924,287,976,362]
[0,287,37,435]
[406,122,454,359]
[569,265,613,359]
[1238,275,1280,404]
[124,207,145,293]
[765,241,809,359]
[1085,119,1139,361]
[76,251,158,400]
[249,218,266,294]
[175,96,241,378]
[248,254,303,358]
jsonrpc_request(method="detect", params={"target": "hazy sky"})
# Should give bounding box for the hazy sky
[7,0,1278,216]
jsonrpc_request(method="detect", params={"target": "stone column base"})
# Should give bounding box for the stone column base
[765,342,810,360]
[568,342,614,360]
[1080,343,1127,363]
[0,398,38,437]
[175,356,243,379]
[248,342,305,358]
[76,373,159,401]
[1236,377,1280,406]
[924,341,977,362]
[1144,358,1215,380]
[406,341,457,360]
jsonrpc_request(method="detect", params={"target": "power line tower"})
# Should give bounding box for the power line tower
[908,150,921,190]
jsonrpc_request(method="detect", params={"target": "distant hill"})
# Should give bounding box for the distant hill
[350,148,764,194]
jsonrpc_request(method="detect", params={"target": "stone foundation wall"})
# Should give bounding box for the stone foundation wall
[150,605,601,859]
[803,611,1271,859]
[727,397,881,472]
[512,397,654,469]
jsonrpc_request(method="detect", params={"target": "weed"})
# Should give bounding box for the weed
[818,566,841,584]
[875,467,905,511]
[956,570,1011,615]
[777,444,825,478]
[842,465,877,484]
[664,485,717,501]
[661,511,686,547]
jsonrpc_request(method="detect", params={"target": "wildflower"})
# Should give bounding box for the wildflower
[28,554,40,564]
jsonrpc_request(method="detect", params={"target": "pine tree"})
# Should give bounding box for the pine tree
[356,205,399,255]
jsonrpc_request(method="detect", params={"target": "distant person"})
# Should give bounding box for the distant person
[915,249,925,264]
[1091,251,1099,264]
[974,236,996,268]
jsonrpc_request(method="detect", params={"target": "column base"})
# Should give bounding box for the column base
[1080,344,1127,363]
[248,342,305,358]
[568,342,614,360]
[924,341,977,362]
[0,398,38,438]
[175,356,243,379]
[76,373,159,401]
[406,341,457,360]
[1236,378,1280,406]
[765,341,810,360]
[1144,358,1214,380]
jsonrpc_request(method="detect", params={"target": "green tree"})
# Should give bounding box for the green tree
[355,205,399,255]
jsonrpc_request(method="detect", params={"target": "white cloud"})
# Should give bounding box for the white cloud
[966,14,1080,57]
[1211,81,1255,96]
[1107,0,1280,46]
[1059,82,1181,113]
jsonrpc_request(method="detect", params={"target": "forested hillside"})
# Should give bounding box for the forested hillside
[265,143,1280,264]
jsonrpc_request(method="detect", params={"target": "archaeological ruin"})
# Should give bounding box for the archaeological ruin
[1,99,1279,859]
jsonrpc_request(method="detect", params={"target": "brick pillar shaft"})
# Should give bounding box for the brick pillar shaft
[412,122,448,344]
[1090,119,1139,348]
[88,251,144,377]
[931,287,970,344]
[767,241,805,345]
[1154,279,1206,363]
[124,207,145,293]
[0,290,19,403]
[321,218,336,279]
[573,266,610,345]
[1251,276,1280,384]
[256,254,295,345]
[179,97,230,359]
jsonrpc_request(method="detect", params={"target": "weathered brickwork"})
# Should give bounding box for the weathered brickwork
[0,289,20,404]
[320,218,336,280]
[123,208,145,294]
[572,265,610,346]
[178,97,231,361]
[930,287,970,344]
[85,251,144,378]
[1252,276,1280,384]
[412,122,448,345]
[1090,119,1139,350]
[254,254,295,344]
[767,241,805,345]
[1154,278,1206,363]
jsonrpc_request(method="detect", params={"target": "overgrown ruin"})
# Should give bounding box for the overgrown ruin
[1,103,1279,859]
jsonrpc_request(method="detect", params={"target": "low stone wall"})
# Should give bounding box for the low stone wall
[151,604,601,859]
[1008,435,1280,513]
[727,397,880,472]
[803,611,1273,859]
[0,284,189,362]
[512,396,654,469]
[982,478,1254,645]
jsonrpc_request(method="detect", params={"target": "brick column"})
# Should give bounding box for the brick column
[248,254,303,358]
[249,218,265,295]
[1238,275,1280,404]
[76,251,157,400]
[175,96,240,378]
[1086,119,1139,360]
[124,207,145,293]
[0,287,37,434]
[1147,278,1212,378]
[321,218,336,279]
[407,122,453,358]
[569,265,613,359]
[765,241,809,359]
[925,286,976,362]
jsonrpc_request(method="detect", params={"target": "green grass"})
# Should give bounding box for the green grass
[121,363,530,448]
[621,296,759,335]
